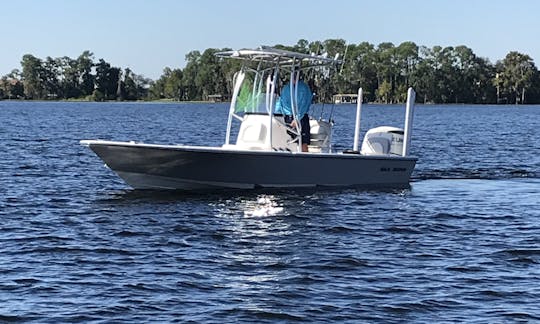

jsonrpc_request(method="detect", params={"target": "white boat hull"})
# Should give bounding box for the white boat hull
[81,140,417,190]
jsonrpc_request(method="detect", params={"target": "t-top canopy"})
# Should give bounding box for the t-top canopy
[215,46,341,68]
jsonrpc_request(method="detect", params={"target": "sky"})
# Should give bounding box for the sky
[1,0,539,80]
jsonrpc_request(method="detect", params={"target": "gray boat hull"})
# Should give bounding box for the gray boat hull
[81,140,417,190]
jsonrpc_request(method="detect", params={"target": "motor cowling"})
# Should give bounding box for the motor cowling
[360,126,404,156]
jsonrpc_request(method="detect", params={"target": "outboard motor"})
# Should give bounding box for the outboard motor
[360,126,404,155]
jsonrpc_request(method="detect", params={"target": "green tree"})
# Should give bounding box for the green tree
[195,48,227,100]
[344,42,377,101]
[410,46,435,103]
[94,59,120,101]
[497,51,536,104]
[1,69,24,99]
[148,77,165,99]
[413,46,459,103]
[452,46,495,103]
[59,56,82,98]
[133,73,152,99]
[182,50,201,100]
[294,39,310,53]
[164,68,183,99]
[374,42,398,102]
[21,54,44,99]
[527,69,540,103]
[394,41,419,101]
[148,67,183,100]
[78,51,95,96]
[41,56,61,99]
[122,68,137,100]
[376,79,392,103]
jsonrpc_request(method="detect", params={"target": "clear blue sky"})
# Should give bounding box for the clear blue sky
[1,0,539,80]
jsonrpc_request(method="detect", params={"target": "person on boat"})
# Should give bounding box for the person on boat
[275,70,313,152]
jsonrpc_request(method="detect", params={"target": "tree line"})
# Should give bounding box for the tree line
[2,39,540,104]
[0,51,151,101]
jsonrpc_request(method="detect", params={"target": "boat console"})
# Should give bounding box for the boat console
[227,113,333,153]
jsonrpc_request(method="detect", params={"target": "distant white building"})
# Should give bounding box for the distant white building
[333,93,358,104]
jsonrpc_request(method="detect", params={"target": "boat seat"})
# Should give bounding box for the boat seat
[240,124,267,142]
[235,122,271,150]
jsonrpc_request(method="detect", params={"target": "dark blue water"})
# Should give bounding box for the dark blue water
[1,101,539,322]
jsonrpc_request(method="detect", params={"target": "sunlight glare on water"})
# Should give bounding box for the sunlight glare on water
[243,195,285,218]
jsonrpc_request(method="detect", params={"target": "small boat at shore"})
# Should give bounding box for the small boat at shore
[81,46,417,190]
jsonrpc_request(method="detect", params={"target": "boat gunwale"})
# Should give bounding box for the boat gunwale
[80,139,418,162]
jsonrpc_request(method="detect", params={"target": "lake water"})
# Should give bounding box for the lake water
[0,101,539,322]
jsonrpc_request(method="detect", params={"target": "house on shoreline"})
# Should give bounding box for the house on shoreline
[332,93,358,104]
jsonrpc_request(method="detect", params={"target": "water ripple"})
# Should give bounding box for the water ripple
[1,102,539,322]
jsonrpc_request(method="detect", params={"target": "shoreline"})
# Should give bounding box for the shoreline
[1,99,538,106]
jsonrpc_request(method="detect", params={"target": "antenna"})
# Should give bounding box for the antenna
[339,43,349,74]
